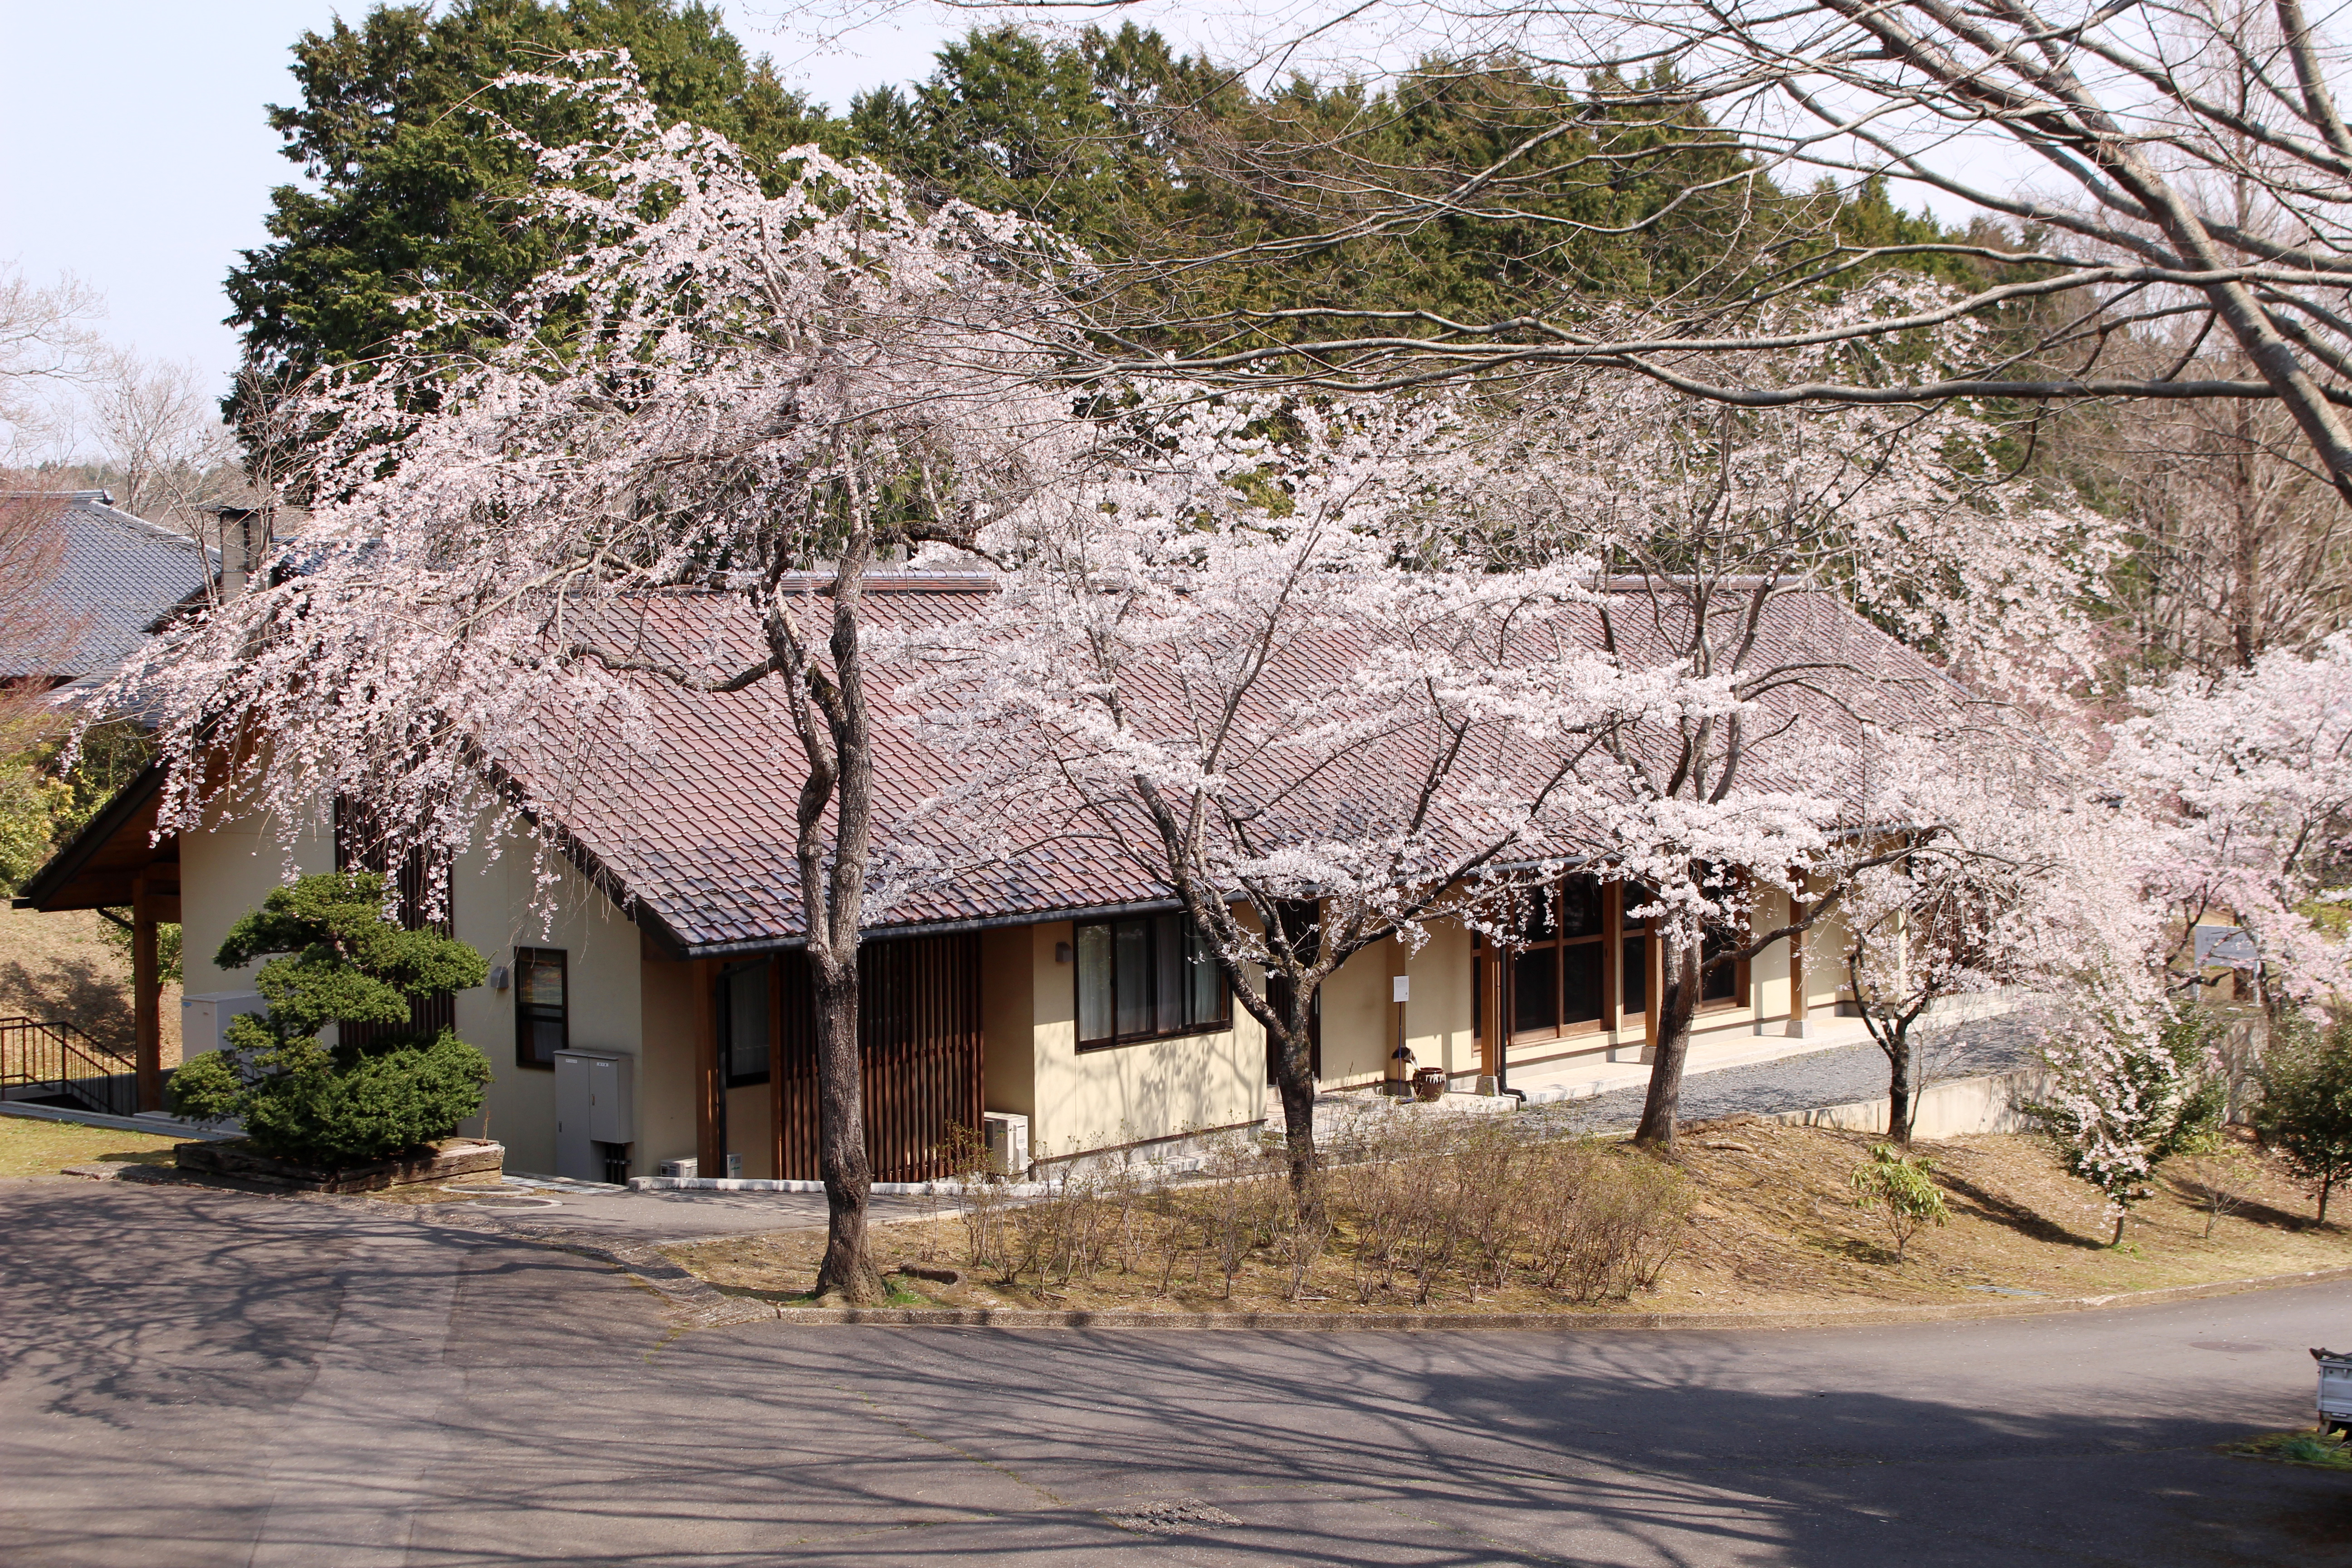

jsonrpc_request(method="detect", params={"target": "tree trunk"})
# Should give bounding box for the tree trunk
[1272,989,1321,1199]
[1886,1029,1916,1148]
[2321,1170,2335,1227]
[810,949,885,1302]
[2111,1209,2127,1247]
[1632,916,1702,1152]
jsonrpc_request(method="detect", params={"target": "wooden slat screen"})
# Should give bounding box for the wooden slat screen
[772,932,983,1183]
[333,796,456,1049]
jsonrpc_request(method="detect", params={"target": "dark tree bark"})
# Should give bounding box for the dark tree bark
[1632,913,1703,1151]
[1887,1034,1917,1150]
[810,952,878,1296]
[780,519,887,1306]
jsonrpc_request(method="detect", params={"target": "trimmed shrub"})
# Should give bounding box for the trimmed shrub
[168,872,490,1165]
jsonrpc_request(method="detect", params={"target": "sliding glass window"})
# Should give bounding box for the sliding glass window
[1075,914,1229,1050]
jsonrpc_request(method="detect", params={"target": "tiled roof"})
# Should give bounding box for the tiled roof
[2,492,213,682]
[507,578,1972,956]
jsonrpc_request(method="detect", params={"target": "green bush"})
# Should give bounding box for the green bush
[167,872,491,1165]
[2254,1017,2352,1225]
[1850,1142,1949,1263]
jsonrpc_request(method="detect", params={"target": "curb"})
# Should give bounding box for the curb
[733,1262,2352,1333]
[0,1101,240,1140]
[629,1174,1051,1198]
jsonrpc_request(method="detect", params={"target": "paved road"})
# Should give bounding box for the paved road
[2,1176,2347,1567]
[1554,1014,2040,1133]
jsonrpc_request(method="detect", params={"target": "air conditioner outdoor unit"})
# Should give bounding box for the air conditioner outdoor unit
[981,1112,1030,1177]
[657,1158,698,1179]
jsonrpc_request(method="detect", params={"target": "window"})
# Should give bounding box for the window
[1700,929,1741,1005]
[1508,877,1613,1039]
[1075,913,1229,1050]
[514,947,568,1068]
[719,959,771,1086]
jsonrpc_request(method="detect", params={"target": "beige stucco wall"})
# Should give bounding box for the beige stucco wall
[456,849,644,1176]
[176,807,652,1179]
[1316,939,1392,1088]
[1405,922,1477,1079]
[637,951,701,1176]
[980,924,1037,1118]
[178,808,335,1007]
[1019,919,1264,1159]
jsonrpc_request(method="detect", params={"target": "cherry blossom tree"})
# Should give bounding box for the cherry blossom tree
[1437,342,2113,1148]
[98,59,1098,1303]
[2111,634,2352,1007]
[915,392,1635,1190]
[1838,736,2145,1144]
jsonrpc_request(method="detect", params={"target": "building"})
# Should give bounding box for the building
[18,575,1912,1176]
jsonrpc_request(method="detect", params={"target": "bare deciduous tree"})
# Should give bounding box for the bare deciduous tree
[0,268,101,461]
[957,0,2352,499]
[78,349,244,527]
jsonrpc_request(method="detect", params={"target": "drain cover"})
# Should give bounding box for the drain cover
[1102,1499,1243,1536]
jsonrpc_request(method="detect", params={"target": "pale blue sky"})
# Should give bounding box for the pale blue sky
[0,1,1990,404]
[0,1,962,385]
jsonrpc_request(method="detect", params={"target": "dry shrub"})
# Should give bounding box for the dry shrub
[945,1112,1693,1308]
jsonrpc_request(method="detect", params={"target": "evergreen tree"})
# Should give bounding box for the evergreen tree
[224,0,834,435]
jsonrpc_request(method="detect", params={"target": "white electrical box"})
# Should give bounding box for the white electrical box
[553,1049,635,1182]
[981,1111,1030,1177]
[657,1157,698,1179]
[181,992,267,1058]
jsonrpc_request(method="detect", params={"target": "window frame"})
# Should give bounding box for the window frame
[1073,914,1233,1052]
[513,946,568,1071]
[1486,877,1753,1045]
[1505,877,1620,1044]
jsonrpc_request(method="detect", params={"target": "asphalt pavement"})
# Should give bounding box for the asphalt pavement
[1555,1013,2040,1133]
[1,1175,2346,1567]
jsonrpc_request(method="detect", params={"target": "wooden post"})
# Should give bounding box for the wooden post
[1643,927,1661,1058]
[130,869,162,1112]
[691,957,725,1174]
[1787,892,1813,1039]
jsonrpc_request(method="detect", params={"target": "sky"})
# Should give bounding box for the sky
[0,0,2012,409]
[0,1,969,386]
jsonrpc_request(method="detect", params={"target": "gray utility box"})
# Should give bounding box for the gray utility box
[553,1049,634,1184]
[181,992,267,1058]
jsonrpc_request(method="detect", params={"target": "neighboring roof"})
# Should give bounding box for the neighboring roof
[1,491,214,683]
[500,577,1971,959]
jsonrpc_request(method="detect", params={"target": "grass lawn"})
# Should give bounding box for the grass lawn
[0,1114,185,1179]
[667,1121,2352,1319]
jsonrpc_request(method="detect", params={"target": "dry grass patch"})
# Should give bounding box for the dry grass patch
[0,1113,184,1178]
[0,904,180,1063]
[667,1118,2352,1318]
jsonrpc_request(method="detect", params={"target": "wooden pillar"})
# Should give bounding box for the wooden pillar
[1477,948,1502,1085]
[130,869,162,1112]
[691,957,725,1173]
[1643,927,1661,1057]
[1788,892,1814,1039]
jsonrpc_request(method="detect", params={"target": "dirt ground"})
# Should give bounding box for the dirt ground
[0,1115,184,1178]
[666,1121,2352,1318]
[0,903,180,1063]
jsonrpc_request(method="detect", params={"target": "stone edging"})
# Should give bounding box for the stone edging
[737,1262,2352,1332]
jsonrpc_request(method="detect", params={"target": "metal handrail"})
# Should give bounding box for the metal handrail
[0,1015,138,1118]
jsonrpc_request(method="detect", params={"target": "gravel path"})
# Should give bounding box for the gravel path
[1536,1010,2044,1134]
